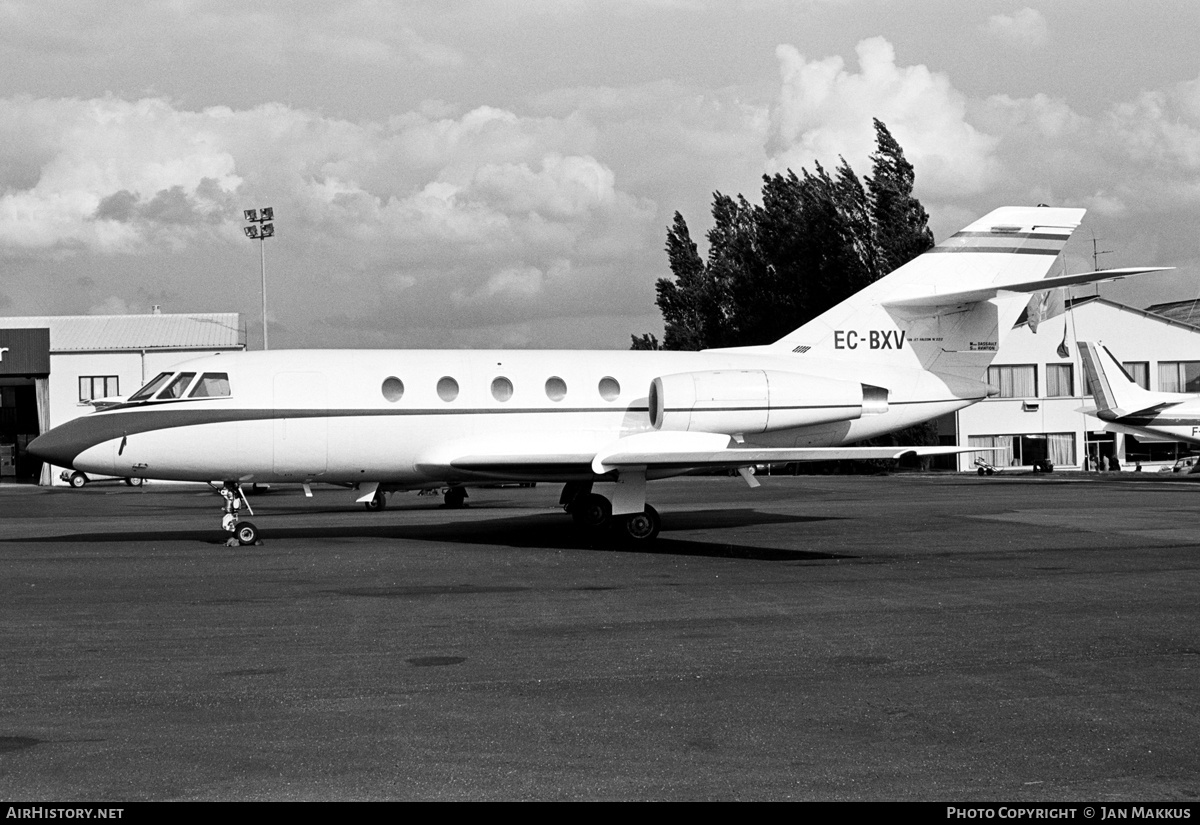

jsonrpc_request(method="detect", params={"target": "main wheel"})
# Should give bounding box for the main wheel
[364,492,386,511]
[234,521,259,546]
[618,505,661,542]
[69,472,87,488]
[570,493,612,529]
[125,477,144,487]
[444,487,468,508]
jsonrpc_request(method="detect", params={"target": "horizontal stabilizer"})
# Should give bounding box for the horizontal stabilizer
[883,267,1172,311]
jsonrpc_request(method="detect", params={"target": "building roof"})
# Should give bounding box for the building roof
[0,313,243,352]
[1143,299,1200,329]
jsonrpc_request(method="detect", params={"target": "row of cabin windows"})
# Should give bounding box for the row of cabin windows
[381,375,621,404]
[987,361,1199,399]
[129,371,231,402]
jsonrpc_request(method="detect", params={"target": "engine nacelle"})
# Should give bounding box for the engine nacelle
[648,369,888,434]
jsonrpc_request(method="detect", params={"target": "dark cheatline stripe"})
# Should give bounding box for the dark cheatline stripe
[29,395,977,468]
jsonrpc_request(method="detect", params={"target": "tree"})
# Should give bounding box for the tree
[629,120,939,466]
[866,118,934,274]
[633,119,933,350]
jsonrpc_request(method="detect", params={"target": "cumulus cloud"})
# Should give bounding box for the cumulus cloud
[0,93,658,339]
[766,37,1001,197]
[984,8,1050,48]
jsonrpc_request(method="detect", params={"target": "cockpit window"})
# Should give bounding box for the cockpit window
[159,372,196,400]
[188,373,231,398]
[128,372,173,402]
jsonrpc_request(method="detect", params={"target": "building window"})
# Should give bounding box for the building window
[1122,362,1149,390]
[986,365,1037,398]
[1045,364,1073,397]
[1158,361,1200,393]
[79,376,119,403]
[969,433,1075,467]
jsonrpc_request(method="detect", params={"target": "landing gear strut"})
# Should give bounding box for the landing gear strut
[219,482,261,546]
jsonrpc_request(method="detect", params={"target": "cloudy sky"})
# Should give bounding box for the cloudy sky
[3,0,1200,349]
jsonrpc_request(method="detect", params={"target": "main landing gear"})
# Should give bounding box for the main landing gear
[561,480,661,543]
[356,484,468,510]
[219,482,261,546]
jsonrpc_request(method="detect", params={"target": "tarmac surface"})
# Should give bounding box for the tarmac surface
[2,471,1199,801]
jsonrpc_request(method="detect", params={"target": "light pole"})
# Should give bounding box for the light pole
[243,207,275,350]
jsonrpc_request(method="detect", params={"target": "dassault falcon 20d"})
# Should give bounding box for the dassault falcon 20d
[29,206,1170,545]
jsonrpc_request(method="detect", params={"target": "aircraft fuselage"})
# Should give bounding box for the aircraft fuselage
[33,348,979,486]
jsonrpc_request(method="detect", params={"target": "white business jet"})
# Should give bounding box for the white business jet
[1079,341,1200,446]
[29,206,1168,545]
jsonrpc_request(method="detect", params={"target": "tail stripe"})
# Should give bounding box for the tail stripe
[929,231,1070,256]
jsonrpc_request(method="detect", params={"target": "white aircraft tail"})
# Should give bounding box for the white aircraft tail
[761,206,1167,386]
[1079,341,1181,420]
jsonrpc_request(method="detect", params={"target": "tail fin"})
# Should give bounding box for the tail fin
[767,206,1167,386]
[1079,341,1180,420]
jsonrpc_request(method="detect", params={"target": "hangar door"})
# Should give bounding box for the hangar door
[272,372,328,476]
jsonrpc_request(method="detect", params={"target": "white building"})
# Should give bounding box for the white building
[946,297,1200,471]
[0,312,243,484]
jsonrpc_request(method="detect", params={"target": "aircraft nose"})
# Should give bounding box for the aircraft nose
[28,419,98,469]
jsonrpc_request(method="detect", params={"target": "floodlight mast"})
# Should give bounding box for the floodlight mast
[242,207,275,350]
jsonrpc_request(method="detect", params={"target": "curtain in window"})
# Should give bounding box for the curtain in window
[1159,362,1200,393]
[1047,433,1076,466]
[970,435,1015,467]
[1046,364,1073,397]
[987,366,1037,398]
[1123,362,1149,390]
[35,377,51,486]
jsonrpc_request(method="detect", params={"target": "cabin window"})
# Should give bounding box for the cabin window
[491,377,513,402]
[437,376,459,402]
[189,373,231,398]
[545,376,567,402]
[129,372,173,402]
[598,376,620,401]
[381,376,404,402]
[159,372,197,400]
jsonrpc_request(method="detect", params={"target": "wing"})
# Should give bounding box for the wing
[433,430,988,478]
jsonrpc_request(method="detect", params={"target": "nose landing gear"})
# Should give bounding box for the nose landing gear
[219,482,262,546]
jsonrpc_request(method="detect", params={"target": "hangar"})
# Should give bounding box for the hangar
[946,296,1200,472]
[0,311,243,484]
